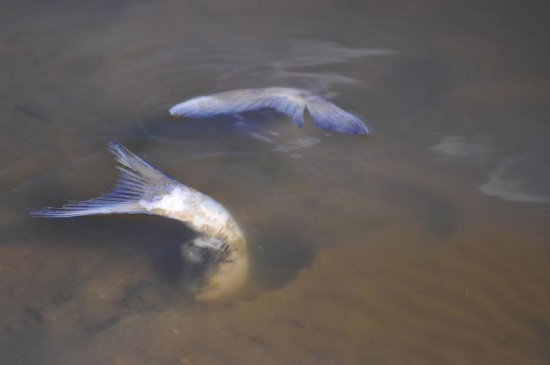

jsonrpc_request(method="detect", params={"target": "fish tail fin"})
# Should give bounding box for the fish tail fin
[268,95,306,128]
[168,88,368,135]
[29,142,176,218]
[305,96,369,135]
[169,92,307,128]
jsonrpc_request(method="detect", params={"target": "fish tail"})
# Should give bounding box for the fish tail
[29,142,176,218]
[168,92,307,128]
[305,96,368,135]
[168,88,368,135]
[266,95,306,128]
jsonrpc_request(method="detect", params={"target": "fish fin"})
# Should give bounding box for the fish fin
[169,95,229,118]
[169,90,307,128]
[108,142,176,188]
[267,95,306,128]
[169,88,368,135]
[305,96,369,135]
[29,143,176,218]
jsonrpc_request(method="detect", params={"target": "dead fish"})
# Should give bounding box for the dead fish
[29,142,248,301]
[169,87,369,135]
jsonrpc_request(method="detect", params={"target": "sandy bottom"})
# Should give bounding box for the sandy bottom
[2,165,550,365]
[2,0,550,364]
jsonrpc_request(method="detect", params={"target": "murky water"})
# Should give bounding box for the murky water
[1,1,550,364]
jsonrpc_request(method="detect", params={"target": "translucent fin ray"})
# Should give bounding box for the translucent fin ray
[305,96,368,135]
[29,143,177,218]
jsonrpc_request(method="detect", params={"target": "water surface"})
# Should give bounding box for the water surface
[1,1,550,364]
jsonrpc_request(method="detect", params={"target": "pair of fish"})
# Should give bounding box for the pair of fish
[31,88,369,301]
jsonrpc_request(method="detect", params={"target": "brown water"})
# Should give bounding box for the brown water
[2,1,550,364]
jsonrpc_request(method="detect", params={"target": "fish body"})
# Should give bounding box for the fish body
[30,143,248,301]
[169,87,369,135]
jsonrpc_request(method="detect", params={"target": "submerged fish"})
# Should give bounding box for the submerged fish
[30,143,248,301]
[169,87,369,135]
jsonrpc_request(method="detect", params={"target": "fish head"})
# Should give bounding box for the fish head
[180,236,230,265]
[179,235,248,301]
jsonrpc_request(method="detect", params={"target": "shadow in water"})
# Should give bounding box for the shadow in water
[24,214,193,288]
[250,228,316,292]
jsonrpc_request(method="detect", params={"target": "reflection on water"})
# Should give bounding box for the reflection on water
[1,0,550,364]
[430,135,495,169]
[479,154,550,203]
[431,136,550,203]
